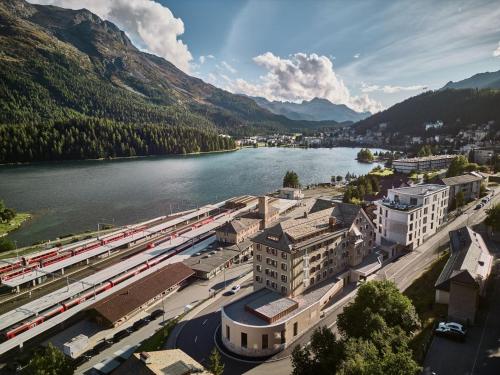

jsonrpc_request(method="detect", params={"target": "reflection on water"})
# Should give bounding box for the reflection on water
[0,147,384,246]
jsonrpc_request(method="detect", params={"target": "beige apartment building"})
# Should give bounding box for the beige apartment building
[221,201,377,357]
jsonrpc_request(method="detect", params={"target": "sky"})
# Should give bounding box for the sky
[30,0,500,113]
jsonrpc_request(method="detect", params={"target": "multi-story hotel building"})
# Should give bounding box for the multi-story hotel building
[393,155,456,173]
[374,184,449,250]
[220,201,378,357]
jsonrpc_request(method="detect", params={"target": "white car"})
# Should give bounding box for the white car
[438,322,465,331]
[229,284,241,294]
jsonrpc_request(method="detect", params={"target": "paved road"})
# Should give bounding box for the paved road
[75,263,252,374]
[174,190,500,375]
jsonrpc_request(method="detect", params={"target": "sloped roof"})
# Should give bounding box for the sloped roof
[252,201,362,252]
[435,227,493,291]
[91,263,194,325]
[216,217,261,234]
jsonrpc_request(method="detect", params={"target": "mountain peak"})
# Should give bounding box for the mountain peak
[252,96,370,122]
[441,69,500,90]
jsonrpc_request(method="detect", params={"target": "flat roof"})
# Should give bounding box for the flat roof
[91,262,194,325]
[394,154,456,163]
[245,289,298,320]
[183,248,242,273]
[223,277,342,326]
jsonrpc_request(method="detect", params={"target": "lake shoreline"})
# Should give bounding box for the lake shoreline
[0,148,240,167]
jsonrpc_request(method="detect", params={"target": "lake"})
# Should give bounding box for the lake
[0,147,384,246]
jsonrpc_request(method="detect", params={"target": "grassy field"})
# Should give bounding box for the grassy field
[137,319,178,352]
[404,252,450,363]
[369,167,394,177]
[0,213,31,237]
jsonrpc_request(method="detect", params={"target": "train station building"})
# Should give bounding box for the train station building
[90,263,194,328]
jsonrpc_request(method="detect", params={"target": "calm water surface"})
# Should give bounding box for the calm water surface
[0,147,383,246]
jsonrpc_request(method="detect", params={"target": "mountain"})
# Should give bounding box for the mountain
[353,88,500,136]
[442,70,500,90]
[252,96,370,123]
[0,0,339,163]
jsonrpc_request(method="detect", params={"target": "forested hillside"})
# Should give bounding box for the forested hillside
[0,0,336,163]
[353,89,500,135]
[0,119,235,163]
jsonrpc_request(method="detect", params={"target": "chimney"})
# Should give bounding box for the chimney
[329,216,336,228]
[258,196,269,219]
[140,352,152,364]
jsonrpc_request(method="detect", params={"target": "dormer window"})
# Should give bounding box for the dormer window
[267,235,280,241]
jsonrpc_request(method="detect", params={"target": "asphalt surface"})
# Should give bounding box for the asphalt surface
[174,189,500,375]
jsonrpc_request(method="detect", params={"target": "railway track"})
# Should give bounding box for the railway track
[0,214,201,314]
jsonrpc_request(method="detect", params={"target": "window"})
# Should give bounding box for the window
[281,330,286,344]
[409,223,413,231]
[256,265,262,272]
[281,274,288,282]
[256,254,262,261]
[282,252,288,259]
[281,286,287,294]
[424,207,428,214]
[423,226,427,233]
[262,334,268,349]
[281,263,287,271]
[410,213,414,221]
[410,197,417,205]
[293,322,298,336]
[241,332,247,348]
[226,325,230,340]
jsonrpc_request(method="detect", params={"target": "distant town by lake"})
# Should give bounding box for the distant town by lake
[0,147,385,246]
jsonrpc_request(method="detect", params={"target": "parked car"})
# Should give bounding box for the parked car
[73,353,92,367]
[476,204,482,210]
[112,329,131,342]
[92,339,113,354]
[229,284,241,294]
[435,322,466,342]
[132,318,148,331]
[150,309,164,319]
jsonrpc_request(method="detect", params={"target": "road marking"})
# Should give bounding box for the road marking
[194,336,198,343]
[202,319,208,326]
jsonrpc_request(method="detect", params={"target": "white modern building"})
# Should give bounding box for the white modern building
[392,155,456,173]
[375,185,449,250]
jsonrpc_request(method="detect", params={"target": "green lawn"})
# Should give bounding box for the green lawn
[137,319,178,352]
[369,168,394,177]
[0,213,31,237]
[404,252,449,363]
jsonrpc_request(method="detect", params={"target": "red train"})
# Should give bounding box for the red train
[1,212,226,340]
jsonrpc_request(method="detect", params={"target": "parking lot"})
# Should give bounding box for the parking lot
[423,260,500,375]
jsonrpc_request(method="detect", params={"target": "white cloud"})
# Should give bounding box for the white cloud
[493,42,500,57]
[361,83,427,94]
[206,54,215,59]
[221,61,237,74]
[28,0,193,72]
[223,52,382,113]
[199,56,206,64]
[353,53,360,59]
